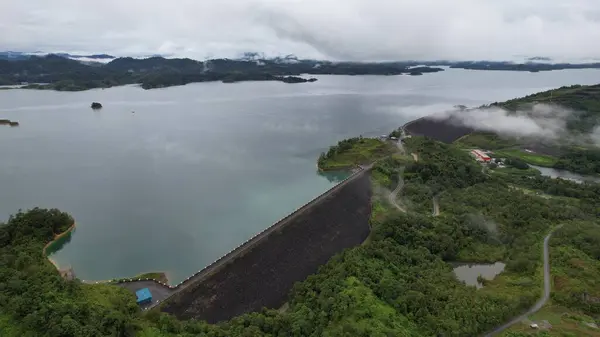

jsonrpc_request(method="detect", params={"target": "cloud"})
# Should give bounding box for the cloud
[2,0,600,61]
[431,104,571,139]
[428,103,600,145]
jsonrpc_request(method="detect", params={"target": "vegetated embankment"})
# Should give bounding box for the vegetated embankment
[404,115,474,143]
[160,169,373,323]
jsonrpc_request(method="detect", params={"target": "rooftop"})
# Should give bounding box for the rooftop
[135,288,152,303]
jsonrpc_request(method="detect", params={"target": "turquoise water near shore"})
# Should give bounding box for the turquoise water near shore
[1,69,599,283]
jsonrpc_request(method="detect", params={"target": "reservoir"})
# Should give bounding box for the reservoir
[530,164,600,184]
[1,68,599,283]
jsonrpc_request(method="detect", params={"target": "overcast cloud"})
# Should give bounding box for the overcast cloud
[3,0,600,61]
[430,104,600,145]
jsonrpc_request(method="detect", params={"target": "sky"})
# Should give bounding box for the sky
[3,0,600,61]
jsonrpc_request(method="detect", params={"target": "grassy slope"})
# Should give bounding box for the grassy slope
[493,149,558,167]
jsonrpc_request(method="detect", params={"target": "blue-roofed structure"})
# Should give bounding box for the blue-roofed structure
[136,288,153,305]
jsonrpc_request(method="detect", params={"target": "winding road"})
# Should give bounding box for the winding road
[389,173,406,213]
[483,225,562,336]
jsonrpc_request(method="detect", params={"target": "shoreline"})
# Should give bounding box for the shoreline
[43,223,76,272]
[43,222,76,257]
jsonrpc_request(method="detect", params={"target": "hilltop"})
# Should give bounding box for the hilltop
[404,84,600,175]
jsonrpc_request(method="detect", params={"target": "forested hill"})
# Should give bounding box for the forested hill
[453,84,600,176]
[0,55,443,91]
[445,60,600,72]
[488,84,600,133]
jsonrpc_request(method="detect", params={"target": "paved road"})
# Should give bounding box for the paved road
[395,139,406,155]
[432,196,440,216]
[483,226,562,336]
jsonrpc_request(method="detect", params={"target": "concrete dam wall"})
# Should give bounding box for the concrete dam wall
[160,169,373,323]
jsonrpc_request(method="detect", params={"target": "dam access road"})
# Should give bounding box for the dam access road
[484,226,562,336]
[144,164,374,322]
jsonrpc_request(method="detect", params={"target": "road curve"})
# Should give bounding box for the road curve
[388,173,406,213]
[483,225,563,336]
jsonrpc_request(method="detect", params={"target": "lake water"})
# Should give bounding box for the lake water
[530,165,600,184]
[1,68,599,283]
[453,262,506,289]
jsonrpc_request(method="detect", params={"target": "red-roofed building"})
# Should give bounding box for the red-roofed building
[471,149,491,162]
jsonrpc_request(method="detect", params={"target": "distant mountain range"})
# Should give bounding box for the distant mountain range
[0,51,117,64]
[2,50,600,92]
[0,53,444,91]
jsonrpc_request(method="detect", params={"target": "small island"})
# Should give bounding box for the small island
[91,102,102,109]
[0,119,19,127]
[279,76,318,84]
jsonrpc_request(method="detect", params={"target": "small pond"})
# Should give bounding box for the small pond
[530,165,600,184]
[453,262,506,289]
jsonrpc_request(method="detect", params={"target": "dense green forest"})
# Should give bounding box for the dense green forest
[0,55,443,91]
[553,148,600,175]
[3,134,600,336]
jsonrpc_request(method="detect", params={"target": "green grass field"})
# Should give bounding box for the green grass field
[319,138,397,170]
[494,149,558,167]
[455,132,520,150]
[492,166,542,177]
[501,304,600,336]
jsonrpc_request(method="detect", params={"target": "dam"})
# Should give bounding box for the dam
[157,167,373,323]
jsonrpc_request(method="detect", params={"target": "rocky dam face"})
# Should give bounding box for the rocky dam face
[160,170,373,323]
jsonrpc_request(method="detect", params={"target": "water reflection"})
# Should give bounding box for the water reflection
[317,170,350,184]
[453,262,506,289]
[45,228,75,256]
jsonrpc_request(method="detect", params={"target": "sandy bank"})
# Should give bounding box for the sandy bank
[43,223,76,268]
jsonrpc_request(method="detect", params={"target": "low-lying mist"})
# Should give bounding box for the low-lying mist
[428,103,600,145]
